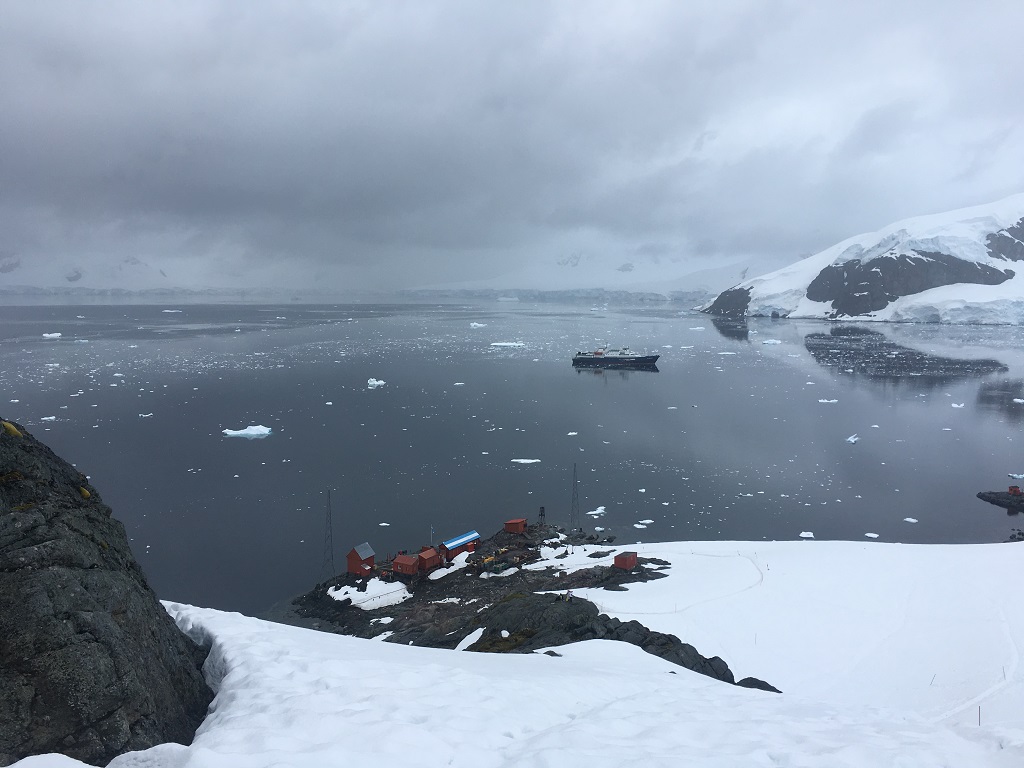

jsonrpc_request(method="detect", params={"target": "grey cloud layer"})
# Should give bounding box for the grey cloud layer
[2,0,1022,288]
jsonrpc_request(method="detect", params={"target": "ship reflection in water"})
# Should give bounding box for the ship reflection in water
[573,363,659,376]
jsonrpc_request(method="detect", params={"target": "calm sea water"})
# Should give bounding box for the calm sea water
[2,300,1023,613]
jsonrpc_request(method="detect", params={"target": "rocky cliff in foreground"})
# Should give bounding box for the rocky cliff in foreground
[702,194,1024,324]
[0,418,212,767]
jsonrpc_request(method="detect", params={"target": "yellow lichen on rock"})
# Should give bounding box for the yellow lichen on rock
[2,420,24,437]
[79,486,91,499]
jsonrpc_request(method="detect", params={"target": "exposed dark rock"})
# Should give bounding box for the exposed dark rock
[804,325,1007,388]
[737,676,783,693]
[806,252,1013,318]
[0,418,212,767]
[702,286,752,317]
[977,491,1024,514]
[986,217,1024,262]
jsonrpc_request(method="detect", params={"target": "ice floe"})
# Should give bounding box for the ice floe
[222,425,272,439]
[367,378,386,389]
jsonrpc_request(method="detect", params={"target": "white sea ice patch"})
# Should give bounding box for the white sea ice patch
[511,458,541,464]
[40,416,56,421]
[761,339,783,345]
[161,309,182,313]
[846,434,859,444]
[799,531,814,539]
[139,413,153,418]
[490,342,525,347]
[378,522,391,527]
[1015,399,1024,404]
[633,524,647,529]
[469,322,487,328]
[567,431,578,436]
[42,332,62,339]
[638,519,654,525]
[818,399,838,404]
[222,425,272,439]
[904,518,919,523]
[1009,473,1024,480]
[865,533,879,539]
[453,382,465,386]
[587,506,606,517]
[951,403,965,408]
[367,378,386,389]
[689,326,705,330]
[328,578,411,610]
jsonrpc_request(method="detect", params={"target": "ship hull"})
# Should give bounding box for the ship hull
[572,354,660,367]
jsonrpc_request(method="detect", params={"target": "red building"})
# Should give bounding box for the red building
[613,551,638,570]
[440,530,480,561]
[393,554,419,576]
[504,518,527,534]
[418,547,441,571]
[346,542,375,576]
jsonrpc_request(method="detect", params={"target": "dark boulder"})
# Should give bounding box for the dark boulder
[702,286,752,317]
[0,419,213,767]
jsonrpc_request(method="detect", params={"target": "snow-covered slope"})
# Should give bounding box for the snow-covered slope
[15,540,1024,767]
[702,194,1024,324]
[0,254,176,292]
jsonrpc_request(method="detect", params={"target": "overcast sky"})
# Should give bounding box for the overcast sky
[2,0,1023,290]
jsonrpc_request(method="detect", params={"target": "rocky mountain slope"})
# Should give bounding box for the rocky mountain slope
[702,194,1024,324]
[0,419,212,766]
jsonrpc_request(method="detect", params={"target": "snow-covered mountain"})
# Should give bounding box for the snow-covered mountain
[702,194,1024,324]
[0,254,177,292]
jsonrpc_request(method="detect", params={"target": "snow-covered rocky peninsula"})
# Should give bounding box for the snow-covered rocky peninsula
[18,538,1024,767]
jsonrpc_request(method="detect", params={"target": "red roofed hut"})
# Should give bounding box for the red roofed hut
[346,542,375,576]
[504,518,527,534]
[613,551,638,570]
[440,530,481,562]
[393,553,419,576]
[418,547,441,571]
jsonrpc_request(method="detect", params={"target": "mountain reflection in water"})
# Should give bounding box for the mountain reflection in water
[804,326,1007,388]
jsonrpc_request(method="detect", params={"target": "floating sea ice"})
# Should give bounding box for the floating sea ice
[865,533,879,539]
[799,531,814,539]
[161,309,182,313]
[633,524,647,529]
[871,424,880,428]
[567,431,578,436]
[667,406,677,410]
[469,322,487,328]
[490,342,525,347]
[761,339,782,345]
[222,425,272,439]
[904,518,918,523]
[951,403,964,408]
[325,401,333,405]
[1014,399,1024,404]
[638,488,646,493]
[594,526,605,532]
[139,413,154,418]
[453,382,465,386]
[42,332,61,339]
[689,327,705,331]
[941,428,952,431]
[718,352,737,356]
[379,522,390,527]
[367,378,386,389]
[818,399,838,404]
[846,434,859,444]
[586,506,606,517]
[1008,473,1024,480]
[638,519,654,525]
[40,416,56,421]
[511,458,541,464]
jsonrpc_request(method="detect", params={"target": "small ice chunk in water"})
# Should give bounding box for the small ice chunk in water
[761,339,782,345]
[470,322,487,328]
[222,425,272,439]
[367,378,386,389]
[42,332,62,339]
[846,434,859,444]
[818,399,838,404]
[799,531,814,539]
[864,533,879,539]
[951,403,964,408]
[904,518,918,523]
[40,416,56,421]
[567,431,578,436]
[511,458,541,464]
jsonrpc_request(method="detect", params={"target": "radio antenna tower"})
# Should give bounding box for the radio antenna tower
[569,463,580,532]
[320,489,335,583]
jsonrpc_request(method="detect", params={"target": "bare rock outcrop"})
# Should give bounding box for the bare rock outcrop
[0,418,212,767]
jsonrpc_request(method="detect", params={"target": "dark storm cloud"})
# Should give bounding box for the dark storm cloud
[1,1,1023,288]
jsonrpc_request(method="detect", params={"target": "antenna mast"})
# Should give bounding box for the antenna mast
[320,489,335,583]
[569,463,580,532]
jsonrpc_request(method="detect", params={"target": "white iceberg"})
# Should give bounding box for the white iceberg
[367,378,386,389]
[42,332,62,339]
[222,425,272,439]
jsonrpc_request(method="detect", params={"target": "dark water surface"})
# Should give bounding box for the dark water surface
[2,301,1023,613]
